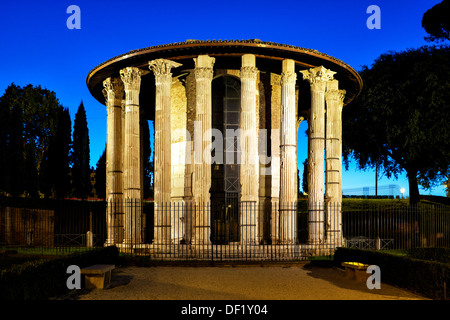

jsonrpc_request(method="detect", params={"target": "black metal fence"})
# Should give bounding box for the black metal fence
[1,198,449,260]
[0,199,107,253]
[343,204,450,249]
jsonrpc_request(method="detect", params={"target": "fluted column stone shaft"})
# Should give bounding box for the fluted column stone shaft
[103,77,124,246]
[301,66,335,244]
[193,55,214,244]
[279,59,297,244]
[240,54,259,244]
[120,67,142,246]
[149,59,181,245]
[325,79,345,245]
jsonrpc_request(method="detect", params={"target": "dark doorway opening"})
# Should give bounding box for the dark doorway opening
[211,76,241,243]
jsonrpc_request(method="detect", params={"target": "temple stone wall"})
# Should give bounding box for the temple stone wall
[171,77,188,200]
[168,68,283,205]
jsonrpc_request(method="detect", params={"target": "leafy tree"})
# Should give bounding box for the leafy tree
[342,46,450,204]
[8,104,25,196]
[53,108,72,198]
[20,84,62,171]
[24,143,39,198]
[422,0,450,42]
[95,147,106,199]
[71,101,91,199]
[0,85,14,193]
[41,107,72,198]
[0,83,72,198]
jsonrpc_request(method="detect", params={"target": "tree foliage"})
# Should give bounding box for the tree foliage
[422,0,450,42]
[40,108,72,198]
[342,46,450,203]
[95,147,106,199]
[71,101,91,199]
[8,103,25,196]
[0,83,71,198]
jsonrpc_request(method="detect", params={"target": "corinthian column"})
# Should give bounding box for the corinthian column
[120,67,142,246]
[193,55,214,244]
[279,59,297,244]
[149,58,181,245]
[240,54,259,244]
[325,79,345,245]
[301,66,335,244]
[103,77,124,246]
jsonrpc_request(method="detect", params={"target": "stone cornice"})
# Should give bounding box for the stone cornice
[91,39,344,72]
[87,39,362,107]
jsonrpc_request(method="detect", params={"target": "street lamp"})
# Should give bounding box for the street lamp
[400,187,405,199]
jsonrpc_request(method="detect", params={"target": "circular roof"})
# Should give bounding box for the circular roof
[87,39,362,107]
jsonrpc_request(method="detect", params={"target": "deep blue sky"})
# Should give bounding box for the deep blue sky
[0,0,446,197]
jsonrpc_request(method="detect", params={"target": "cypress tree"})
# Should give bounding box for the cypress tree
[71,101,91,199]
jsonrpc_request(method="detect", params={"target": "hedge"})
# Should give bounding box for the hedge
[0,246,119,300]
[406,247,450,264]
[334,247,450,299]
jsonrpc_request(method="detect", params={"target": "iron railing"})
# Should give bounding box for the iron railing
[1,199,449,260]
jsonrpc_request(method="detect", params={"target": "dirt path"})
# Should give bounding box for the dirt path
[71,264,427,300]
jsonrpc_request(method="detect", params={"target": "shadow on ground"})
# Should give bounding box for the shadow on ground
[302,263,427,300]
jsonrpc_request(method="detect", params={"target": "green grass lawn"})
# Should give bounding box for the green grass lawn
[342,198,410,209]
[297,198,437,209]
[380,249,409,256]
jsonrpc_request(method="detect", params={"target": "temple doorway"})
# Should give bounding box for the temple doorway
[211,75,241,243]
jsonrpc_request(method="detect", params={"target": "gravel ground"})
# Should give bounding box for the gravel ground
[68,263,428,300]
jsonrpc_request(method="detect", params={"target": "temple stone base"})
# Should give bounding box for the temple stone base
[113,243,341,260]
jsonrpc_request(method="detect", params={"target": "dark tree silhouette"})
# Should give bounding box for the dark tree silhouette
[95,147,106,199]
[343,46,450,204]
[71,101,91,199]
[422,0,450,42]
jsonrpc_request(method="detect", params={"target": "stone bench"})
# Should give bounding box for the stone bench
[341,262,369,282]
[81,264,115,289]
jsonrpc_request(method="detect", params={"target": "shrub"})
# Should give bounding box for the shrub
[0,246,119,300]
[406,247,450,264]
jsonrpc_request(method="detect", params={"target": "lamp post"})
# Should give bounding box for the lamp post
[400,187,405,199]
